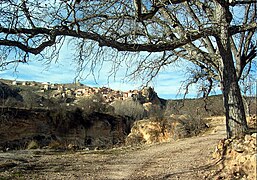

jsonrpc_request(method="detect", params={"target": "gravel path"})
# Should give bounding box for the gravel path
[0,116,226,180]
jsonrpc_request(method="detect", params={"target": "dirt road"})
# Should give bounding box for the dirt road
[0,117,226,180]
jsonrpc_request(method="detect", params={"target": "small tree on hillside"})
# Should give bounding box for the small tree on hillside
[0,0,256,138]
[76,94,107,114]
[20,90,39,109]
[111,99,145,120]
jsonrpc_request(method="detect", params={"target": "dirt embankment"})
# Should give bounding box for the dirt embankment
[0,116,229,180]
[0,108,130,150]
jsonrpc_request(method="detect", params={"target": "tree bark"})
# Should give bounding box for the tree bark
[220,57,248,138]
[216,2,248,138]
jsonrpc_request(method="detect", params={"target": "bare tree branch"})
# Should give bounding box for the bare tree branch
[230,0,257,6]
[0,25,219,53]
[0,0,256,138]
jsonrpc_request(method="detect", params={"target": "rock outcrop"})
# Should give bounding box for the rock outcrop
[140,87,166,117]
[247,114,256,129]
[126,115,207,145]
[84,112,130,148]
[0,107,129,150]
[212,133,257,180]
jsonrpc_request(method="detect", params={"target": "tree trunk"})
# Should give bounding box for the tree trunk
[218,38,248,138]
[220,65,248,138]
[215,3,248,138]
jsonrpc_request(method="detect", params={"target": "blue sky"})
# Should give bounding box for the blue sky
[1,1,256,100]
[1,48,256,100]
[0,40,255,100]
[0,38,205,100]
[0,57,196,99]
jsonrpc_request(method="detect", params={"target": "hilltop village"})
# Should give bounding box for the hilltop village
[5,79,155,104]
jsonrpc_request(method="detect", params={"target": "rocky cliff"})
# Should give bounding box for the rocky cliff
[0,107,130,150]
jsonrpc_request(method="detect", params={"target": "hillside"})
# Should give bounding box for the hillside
[1,78,255,117]
[0,79,165,109]
[166,95,256,117]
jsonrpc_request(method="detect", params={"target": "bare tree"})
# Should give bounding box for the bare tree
[111,99,145,120]
[0,0,256,138]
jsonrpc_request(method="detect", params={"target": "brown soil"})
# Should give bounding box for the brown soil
[0,116,226,180]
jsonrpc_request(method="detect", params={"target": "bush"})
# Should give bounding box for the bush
[4,97,23,107]
[20,90,40,109]
[143,102,164,118]
[111,99,145,120]
[27,140,39,149]
[164,95,225,117]
[76,94,107,114]
[48,140,63,149]
[176,115,207,136]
